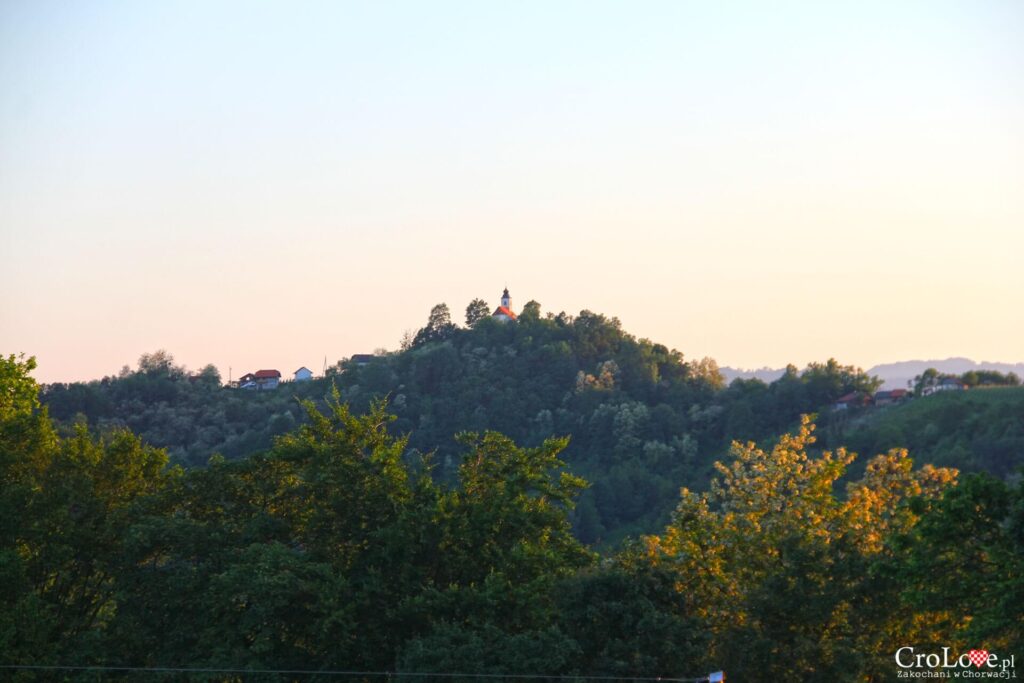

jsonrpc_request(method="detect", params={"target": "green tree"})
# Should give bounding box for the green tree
[196,363,221,384]
[688,356,724,391]
[959,369,1020,387]
[106,392,437,670]
[0,353,55,664]
[0,354,174,665]
[520,300,542,321]
[885,474,1023,656]
[413,303,458,346]
[403,432,594,671]
[465,298,491,327]
[554,564,710,676]
[913,367,940,395]
[432,431,592,594]
[0,353,40,420]
[137,349,182,377]
[640,417,957,682]
[801,358,881,405]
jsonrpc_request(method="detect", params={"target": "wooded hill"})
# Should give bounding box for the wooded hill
[39,302,1022,545]
[4,352,1023,680]
[822,385,1024,479]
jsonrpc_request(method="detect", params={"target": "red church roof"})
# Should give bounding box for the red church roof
[492,305,517,320]
[253,369,281,379]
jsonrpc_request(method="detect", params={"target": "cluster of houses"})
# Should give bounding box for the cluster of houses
[235,368,303,391]
[232,354,378,391]
[833,389,909,411]
[231,288,520,391]
[833,377,967,411]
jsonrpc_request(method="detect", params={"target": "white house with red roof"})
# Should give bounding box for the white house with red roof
[492,287,517,322]
[239,369,281,390]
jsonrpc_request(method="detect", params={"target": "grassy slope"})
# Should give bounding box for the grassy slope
[824,387,1024,479]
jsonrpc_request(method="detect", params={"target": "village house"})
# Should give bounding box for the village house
[937,377,966,392]
[873,388,909,406]
[921,377,967,396]
[294,367,313,382]
[238,369,281,390]
[833,391,870,411]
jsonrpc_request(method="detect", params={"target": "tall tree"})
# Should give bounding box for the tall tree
[137,349,182,377]
[413,303,457,347]
[639,416,957,682]
[401,432,594,672]
[0,354,174,664]
[885,474,1024,656]
[465,298,491,327]
[520,300,542,321]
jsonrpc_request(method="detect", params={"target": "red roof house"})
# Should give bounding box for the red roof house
[834,392,869,411]
[239,369,282,390]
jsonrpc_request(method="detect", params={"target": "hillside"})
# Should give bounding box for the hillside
[41,305,1024,546]
[821,386,1024,479]
[40,304,890,545]
[9,352,1022,679]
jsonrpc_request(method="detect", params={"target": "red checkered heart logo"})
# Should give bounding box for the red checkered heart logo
[967,649,989,668]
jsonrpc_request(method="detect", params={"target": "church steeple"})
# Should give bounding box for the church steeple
[492,286,517,322]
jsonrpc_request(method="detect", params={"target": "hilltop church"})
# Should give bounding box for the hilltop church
[492,288,517,322]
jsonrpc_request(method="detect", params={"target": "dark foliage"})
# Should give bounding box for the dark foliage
[41,307,884,545]
[5,354,1023,681]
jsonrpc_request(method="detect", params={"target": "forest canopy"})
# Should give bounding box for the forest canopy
[4,352,1022,681]
[38,303,916,545]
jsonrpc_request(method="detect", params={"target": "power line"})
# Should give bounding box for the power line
[0,664,712,682]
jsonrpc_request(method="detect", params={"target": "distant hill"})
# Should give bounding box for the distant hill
[724,357,1024,390]
[720,366,787,384]
[866,358,1024,390]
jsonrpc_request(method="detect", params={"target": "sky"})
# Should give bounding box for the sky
[1,0,1022,384]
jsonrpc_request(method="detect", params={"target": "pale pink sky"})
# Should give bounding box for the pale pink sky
[1,1,1022,383]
